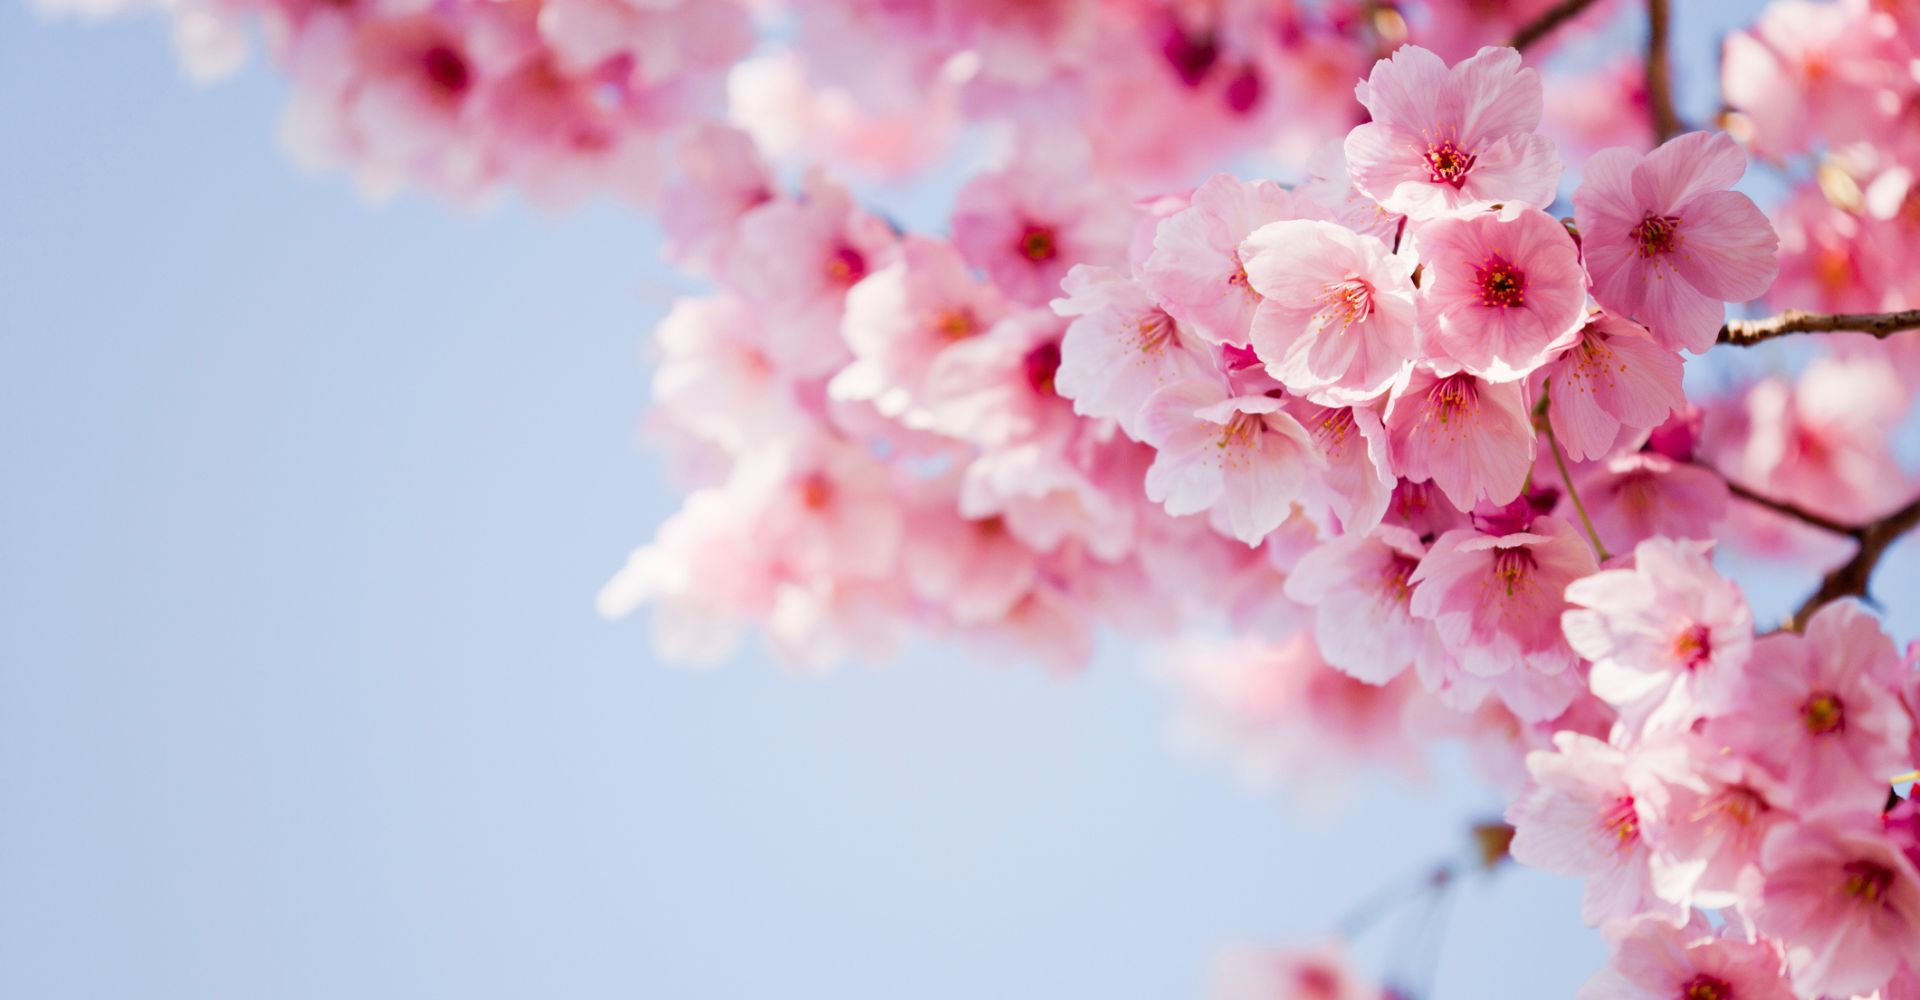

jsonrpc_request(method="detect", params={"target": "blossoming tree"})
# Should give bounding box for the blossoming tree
[34,0,1920,994]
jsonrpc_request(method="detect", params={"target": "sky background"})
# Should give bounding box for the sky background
[2,2,1908,998]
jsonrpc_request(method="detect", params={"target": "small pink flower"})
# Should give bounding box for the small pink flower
[830,236,1010,427]
[920,309,1075,447]
[1383,368,1535,512]
[1142,173,1331,346]
[1562,538,1753,732]
[1284,525,1433,685]
[1241,219,1417,404]
[1343,45,1561,220]
[1506,731,1688,928]
[1211,942,1382,1000]
[951,146,1133,306]
[1294,402,1395,538]
[1411,514,1599,684]
[1577,914,1793,1000]
[1635,736,1789,911]
[1138,377,1326,545]
[1050,264,1212,439]
[1709,601,1912,819]
[1573,131,1780,354]
[1413,205,1589,380]
[1577,450,1729,550]
[1754,819,1920,998]
[1543,313,1686,462]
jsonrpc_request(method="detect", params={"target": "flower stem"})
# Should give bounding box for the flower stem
[1539,388,1611,562]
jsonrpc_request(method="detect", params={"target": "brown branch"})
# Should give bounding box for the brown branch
[1725,479,1863,538]
[1789,494,1920,630]
[1508,0,1602,51]
[1719,308,1920,347]
[1646,0,1683,142]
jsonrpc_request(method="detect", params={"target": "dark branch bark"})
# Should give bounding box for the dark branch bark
[1725,479,1863,538]
[1508,0,1602,51]
[1718,308,1920,347]
[1646,0,1683,142]
[1788,495,1920,630]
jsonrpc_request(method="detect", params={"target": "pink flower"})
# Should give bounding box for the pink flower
[1142,173,1331,346]
[1506,731,1688,927]
[1411,514,1599,686]
[1577,451,1730,550]
[1572,131,1780,354]
[1294,402,1395,537]
[1562,538,1753,732]
[1542,313,1686,462]
[1138,377,1326,545]
[1577,915,1793,1000]
[1383,368,1534,512]
[901,505,1038,627]
[1284,525,1434,685]
[1050,264,1212,439]
[659,124,773,274]
[1709,601,1912,819]
[1635,736,1789,911]
[1343,45,1561,220]
[1722,1,1891,159]
[1727,356,1917,524]
[951,146,1133,306]
[650,295,797,454]
[1241,219,1417,404]
[1754,819,1920,998]
[1413,205,1588,380]
[724,171,900,378]
[829,235,1010,427]
[920,308,1075,447]
[1211,942,1383,1000]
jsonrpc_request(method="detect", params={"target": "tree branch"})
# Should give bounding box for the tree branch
[1645,0,1683,142]
[1508,0,1602,51]
[1718,308,1920,347]
[1725,479,1862,538]
[1789,494,1920,630]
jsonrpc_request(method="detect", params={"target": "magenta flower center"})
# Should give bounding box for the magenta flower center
[1490,548,1537,600]
[824,244,868,287]
[1473,255,1527,308]
[1423,139,1476,188]
[421,44,473,98]
[1671,622,1712,669]
[1680,974,1731,1000]
[1843,859,1894,904]
[1600,795,1639,848]
[1023,339,1063,395]
[1316,277,1376,329]
[797,472,835,511]
[1631,212,1683,258]
[1801,691,1845,735]
[1425,373,1480,425]
[1018,224,1058,263]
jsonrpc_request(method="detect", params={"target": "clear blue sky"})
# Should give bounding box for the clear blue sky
[2,3,1901,999]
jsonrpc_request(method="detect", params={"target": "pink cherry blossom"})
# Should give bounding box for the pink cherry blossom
[1284,525,1434,685]
[1573,131,1781,354]
[1293,402,1396,538]
[1211,943,1384,1000]
[1384,368,1534,512]
[1709,601,1912,819]
[951,145,1133,307]
[1413,205,1589,380]
[1138,378,1326,546]
[1344,45,1561,220]
[1410,513,1599,691]
[1542,313,1686,463]
[1050,264,1212,439]
[1241,219,1417,404]
[1506,731,1688,927]
[1755,819,1920,998]
[1577,914,1793,1000]
[1562,538,1753,732]
[1576,450,1731,550]
[1634,735,1790,911]
[1141,173,1330,346]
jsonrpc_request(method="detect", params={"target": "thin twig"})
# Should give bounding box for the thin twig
[1725,479,1862,538]
[1507,0,1601,51]
[1788,494,1920,630]
[1719,308,1920,347]
[1541,394,1610,561]
[1645,0,1683,143]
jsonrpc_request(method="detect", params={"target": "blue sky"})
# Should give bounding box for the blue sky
[2,2,1904,998]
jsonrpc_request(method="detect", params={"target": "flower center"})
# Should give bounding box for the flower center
[421,44,473,97]
[1600,795,1639,849]
[1473,255,1527,308]
[1019,224,1058,263]
[1843,859,1894,905]
[930,307,979,341]
[1135,308,1177,354]
[1680,974,1730,1000]
[1316,277,1376,329]
[1491,548,1537,600]
[1631,212,1683,258]
[1217,411,1263,452]
[1426,373,1480,425]
[1671,622,1712,669]
[1023,339,1062,395]
[1424,139,1476,188]
[824,244,868,287]
[1802,692,1845,735]
[797,472,834,511]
